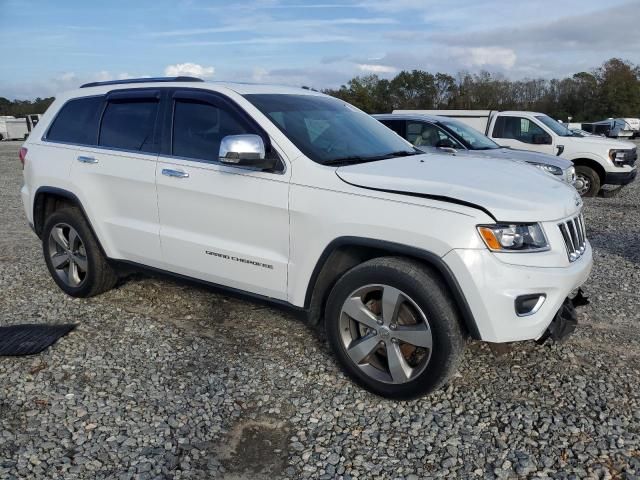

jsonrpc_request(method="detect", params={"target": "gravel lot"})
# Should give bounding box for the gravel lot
[1,140,639,480]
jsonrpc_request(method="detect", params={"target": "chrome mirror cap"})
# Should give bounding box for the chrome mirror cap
[219,134,266,164]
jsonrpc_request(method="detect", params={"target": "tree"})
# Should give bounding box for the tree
[323,58,640,121]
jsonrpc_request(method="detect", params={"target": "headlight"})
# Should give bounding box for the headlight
[530,162,562,176]
[477,223,549,252]
[609,149,628,163]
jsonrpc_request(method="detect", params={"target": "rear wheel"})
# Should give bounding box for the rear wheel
[325,257,466,399]
[42,207,117,297]
[574,166,600,197]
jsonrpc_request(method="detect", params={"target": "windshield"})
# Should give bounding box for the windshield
[437,118,500,150]
[535,115,574,136]
[245,94,415,165]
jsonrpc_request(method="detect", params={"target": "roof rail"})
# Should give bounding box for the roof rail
[80,76,204,88]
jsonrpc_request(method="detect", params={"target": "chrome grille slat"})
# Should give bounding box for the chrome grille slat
[574,217,583,251]
[558,213,587,262]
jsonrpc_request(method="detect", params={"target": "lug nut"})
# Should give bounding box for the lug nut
[390,324,396,330]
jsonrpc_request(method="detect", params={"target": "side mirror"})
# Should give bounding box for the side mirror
[219,134,276,170]
[436,138,457,149]
[532,134,552,145]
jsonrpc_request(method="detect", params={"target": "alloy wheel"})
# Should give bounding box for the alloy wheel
[574,174,591,196]
[338,284,433,384]
[47,223,88,287]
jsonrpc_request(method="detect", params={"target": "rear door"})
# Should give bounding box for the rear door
[68,89,162,264]
[490,115,555,155]
[155,89,289,299]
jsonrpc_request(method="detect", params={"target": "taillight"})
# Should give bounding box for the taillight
[19,147,28,169]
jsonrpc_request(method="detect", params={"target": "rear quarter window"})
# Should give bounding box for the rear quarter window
[46,96,104,145]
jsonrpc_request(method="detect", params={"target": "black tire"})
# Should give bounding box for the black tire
[575,166,601,197]
[325,257,466,399]
[42,207,117,297]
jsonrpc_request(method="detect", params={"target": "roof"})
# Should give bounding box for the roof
[64,77,323,99]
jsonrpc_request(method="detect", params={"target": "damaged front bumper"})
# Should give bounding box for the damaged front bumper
[537,288,589,344]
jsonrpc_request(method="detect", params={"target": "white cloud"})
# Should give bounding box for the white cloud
[455,47,517,69]
[172,35,355,47]
[164,62,215,78]
[252,67,269,82]
[0,71,138,99]
[357,63,398,74]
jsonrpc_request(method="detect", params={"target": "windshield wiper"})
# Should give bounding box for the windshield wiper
[386,150,419,157]
[323,156,374,166]
[324,150,416,166]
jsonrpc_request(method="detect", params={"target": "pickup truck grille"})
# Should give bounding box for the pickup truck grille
[558,214,587,262]
[628,147,637,166]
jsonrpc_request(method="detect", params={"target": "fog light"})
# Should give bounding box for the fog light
[515,294,546,317]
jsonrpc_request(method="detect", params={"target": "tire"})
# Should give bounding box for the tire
[42,207,117,297]
[574,166,601,197]
[325,257,466,399]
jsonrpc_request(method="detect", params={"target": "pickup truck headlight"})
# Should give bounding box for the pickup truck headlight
[477,223,549,252]
[609,149,628,164]
[531,162,562,176]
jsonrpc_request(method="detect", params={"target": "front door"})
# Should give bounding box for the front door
[490,115,555,155]
[155,90,290,300]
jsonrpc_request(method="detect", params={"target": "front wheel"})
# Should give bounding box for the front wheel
[325,257,466,399]
[42,207,117,297]
[574,166,601,197]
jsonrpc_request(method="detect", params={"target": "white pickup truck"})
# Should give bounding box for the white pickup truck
[396,110,638,197]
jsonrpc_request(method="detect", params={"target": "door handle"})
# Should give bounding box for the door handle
[77,155,98,164]
[162,168,189,178]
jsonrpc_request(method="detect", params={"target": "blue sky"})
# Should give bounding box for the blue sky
[1,0,638,99]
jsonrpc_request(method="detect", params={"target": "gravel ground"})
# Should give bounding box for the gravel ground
[1,140,639,480]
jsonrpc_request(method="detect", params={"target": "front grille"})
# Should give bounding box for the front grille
[558,214,587,262]
[628,147,637,166]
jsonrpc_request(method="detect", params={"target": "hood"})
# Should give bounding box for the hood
[336,153,581,222]
[562,135,636,149]
[461,147,572,169]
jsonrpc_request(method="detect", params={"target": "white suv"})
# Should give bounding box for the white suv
[20,77,593,399]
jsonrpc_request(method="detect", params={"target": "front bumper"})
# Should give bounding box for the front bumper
[604,168,637,186]
[442,244,593,343]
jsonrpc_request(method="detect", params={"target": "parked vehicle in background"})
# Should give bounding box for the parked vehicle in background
[373,113,576,186]
[0,116,28,140]
[0,114,41,141]
[581,119,634,139]
[400,109,637,197]
[622,118,639,136]
[570,128,600,138]
[20,77,592,399]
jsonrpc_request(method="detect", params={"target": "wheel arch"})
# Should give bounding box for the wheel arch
[304,237,481,339]
[572,158,606,184]
[33,187,107,256]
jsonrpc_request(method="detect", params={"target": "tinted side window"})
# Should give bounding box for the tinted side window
[380,119,405,137]
[491,116,505,138]
[99,100,159,152]
[407,121,453,147]
[47,96,103,145]
[172,100,252,161]
[493,116,550,144]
